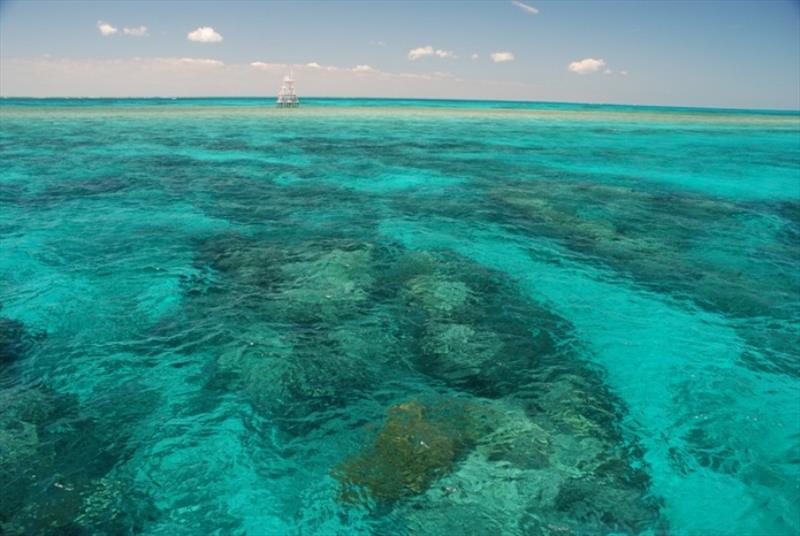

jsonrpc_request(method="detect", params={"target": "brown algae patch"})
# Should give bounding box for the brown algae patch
[332,400,493,506]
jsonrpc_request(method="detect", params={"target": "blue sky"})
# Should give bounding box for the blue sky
[1,0,798,108]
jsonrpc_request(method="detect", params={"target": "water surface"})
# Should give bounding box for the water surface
[1,98,799,534]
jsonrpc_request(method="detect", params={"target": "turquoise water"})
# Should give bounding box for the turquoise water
[1,98,798,535]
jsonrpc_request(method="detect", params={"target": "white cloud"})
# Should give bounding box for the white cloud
[471,53,479,60]
[408,46,433,60]
[511,1,539,14]
[250,61,285,70]
[181,58,223,67]
[490,51,514,63]
[250,61,375,74]
[152,57,224,67]
[604,68,613,75]
[568,57,606,74]
[620,70,629,76]
[408,45,457,60]
[97,21,118,36]
[187,26,223,43]
[123,26,148,37]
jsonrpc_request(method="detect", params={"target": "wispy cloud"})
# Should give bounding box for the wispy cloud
[151,57,224,67]
[180,58,223,67]
[187,26,223,43]
[568,57,606,74]
[511,1,539,14]
[123,26,148,37]
[247,59,457,82]
[471,53,479,60]
[490,51,514,63]
[250,61,284,70]
[2,56,469,98]
[408,45,457,60]
[97,21,118,36]
[351,64,377,73]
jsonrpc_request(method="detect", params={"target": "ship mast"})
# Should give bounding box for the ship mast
[277,68,299,108]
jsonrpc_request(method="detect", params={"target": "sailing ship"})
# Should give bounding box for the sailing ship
[277,70,299,108]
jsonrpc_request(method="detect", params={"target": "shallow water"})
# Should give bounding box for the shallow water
[1,98,798,535]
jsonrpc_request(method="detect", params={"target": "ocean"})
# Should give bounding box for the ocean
[1,98,798,535]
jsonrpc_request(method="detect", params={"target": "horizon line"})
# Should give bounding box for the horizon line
[1,95,799,114]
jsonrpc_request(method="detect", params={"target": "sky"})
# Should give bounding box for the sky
[1,0,799,109]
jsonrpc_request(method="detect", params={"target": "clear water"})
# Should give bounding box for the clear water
[1,99,798,535]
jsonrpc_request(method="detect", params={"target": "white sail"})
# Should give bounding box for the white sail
[277,69,299,107]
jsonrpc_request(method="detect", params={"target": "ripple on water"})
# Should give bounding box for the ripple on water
[0,102,797,534]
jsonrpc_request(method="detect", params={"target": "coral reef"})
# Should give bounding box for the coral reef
[420,322,502,379]
[195,235,378,324]
[211,320,392,433]
[189,233,664,529]
[0,382,158,534]
[0,311,44,366]
[397,400,663,535]
[0,317,27,365]
[74,476,158,534]
[193,236,420,431]
[405,275,474,316]
[490,179,797,323]
[489,179,800,380]
[274,246,375,323]
[332,400,492,505]
[0,386,69,532]
[394,252,565,398]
